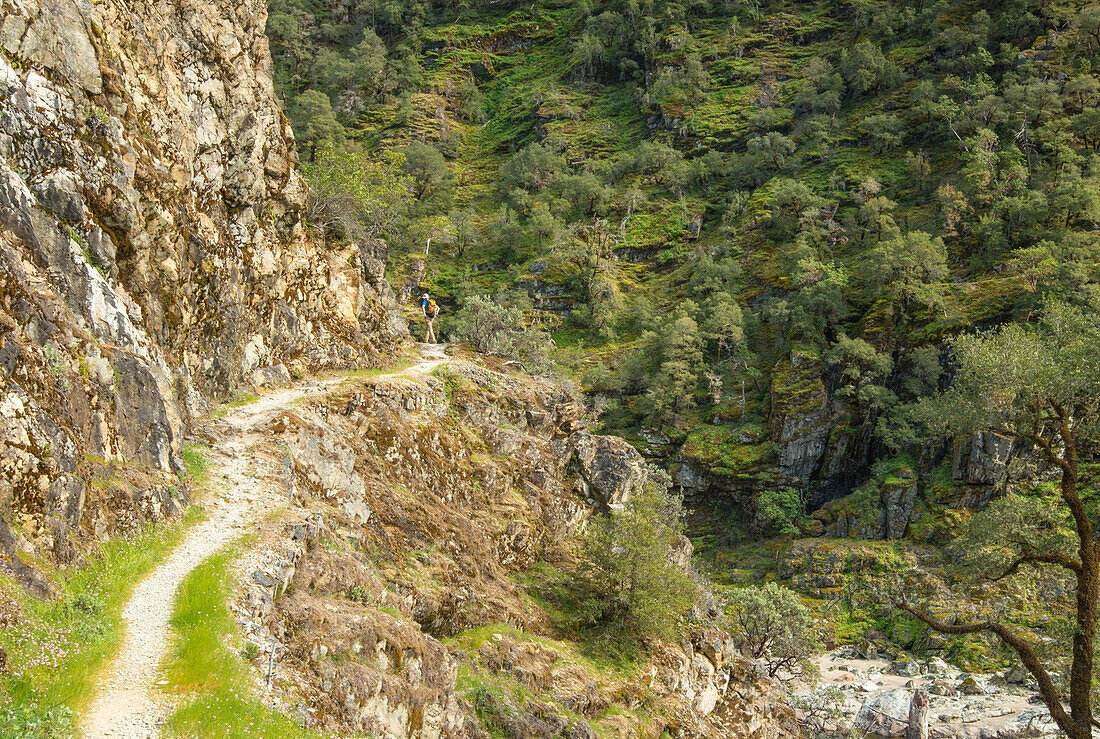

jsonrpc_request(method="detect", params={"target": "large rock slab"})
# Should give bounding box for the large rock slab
[569,431,648,509]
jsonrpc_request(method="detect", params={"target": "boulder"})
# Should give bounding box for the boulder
[569,432,647,509]
[927,681,956,697]
[851,637,882,660]
[890,658,922,677]
[1003,707,1057,736]
[856,688,912,737]
[958,675,987,695]
[924,657,953,676]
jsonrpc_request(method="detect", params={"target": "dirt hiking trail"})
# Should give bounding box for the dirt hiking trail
[80,347,448,738]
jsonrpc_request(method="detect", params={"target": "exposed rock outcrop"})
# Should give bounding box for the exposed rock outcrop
[663,346,1034,534]
[570,431,648,509]
[234,358,799,738]
[0,0,404,566]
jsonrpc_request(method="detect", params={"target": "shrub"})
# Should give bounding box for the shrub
[756,486,808,537]
[449,295,552,374]
[723,582,822,680]
[569,471,697,650]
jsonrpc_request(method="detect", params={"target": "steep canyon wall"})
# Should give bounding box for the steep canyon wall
[0,0,403,576]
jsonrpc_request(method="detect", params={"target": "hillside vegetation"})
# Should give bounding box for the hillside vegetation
[267,0,1100,511]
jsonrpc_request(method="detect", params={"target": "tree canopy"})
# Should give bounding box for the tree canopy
[569,472,697,650]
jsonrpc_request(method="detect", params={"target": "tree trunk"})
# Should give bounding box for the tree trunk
[905,689,928,739]
[1064,460,1097,736]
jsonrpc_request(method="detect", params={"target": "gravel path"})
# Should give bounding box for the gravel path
[80,350,447,738]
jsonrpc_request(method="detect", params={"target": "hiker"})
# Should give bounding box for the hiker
[421,292,439,343]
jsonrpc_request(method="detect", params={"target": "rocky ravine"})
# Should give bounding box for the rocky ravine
[0,0,404,585]
[798,650,1059,738]
[221,352,799,738]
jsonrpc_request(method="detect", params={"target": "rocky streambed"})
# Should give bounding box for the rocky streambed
[795,650,1058,738]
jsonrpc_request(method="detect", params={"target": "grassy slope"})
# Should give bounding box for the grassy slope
[340,0,1045,312]
[0,507,201,736]
[162,544,328,739]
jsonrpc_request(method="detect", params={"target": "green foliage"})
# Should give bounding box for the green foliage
[301,145,411,242]
[723,582,822,680]
[757,487,807,537]
[791,686,846,737]
[499,142,566,195]
[569,472,696,651]
[178,443,210,485]
[642,310,704,426]
[701,292,744,358]
[449,294,553,373]
[164,547,325,738]
[862,231,948,309]
[955,490,1077,584]
[267,0,1100,510]
[0,703,72,739]
[838,40,906,96]
[892,299,1100,447]
[402,141,452,197]
[292,89,343,155]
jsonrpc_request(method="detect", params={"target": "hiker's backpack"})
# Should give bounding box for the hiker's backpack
[427,299,438,315]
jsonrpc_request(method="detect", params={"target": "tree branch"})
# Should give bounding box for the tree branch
[1018,432,1071,473]
[991,552,1083,581]
[896,600,1077,736]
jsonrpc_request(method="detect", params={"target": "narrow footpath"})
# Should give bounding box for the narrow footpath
[80,346,448,738]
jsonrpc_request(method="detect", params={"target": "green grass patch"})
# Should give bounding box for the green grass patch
[212,392,261,420]
[162,545,326,738]
[507,564,647,675]
[178,443,211,486]
[225,393,260,409]
[0,509,201,736]
[448,622,537,653]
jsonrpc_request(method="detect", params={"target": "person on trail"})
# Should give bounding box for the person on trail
[421,292,439,343]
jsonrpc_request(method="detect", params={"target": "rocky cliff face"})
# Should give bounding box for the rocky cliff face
[670,344,1033,535]
[0,0,403,575]
[233,357,799,738]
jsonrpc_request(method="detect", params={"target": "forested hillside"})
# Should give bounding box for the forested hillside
[266,0,1100,520]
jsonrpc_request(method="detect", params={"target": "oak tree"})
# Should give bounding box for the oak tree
[896,300,1100,739]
